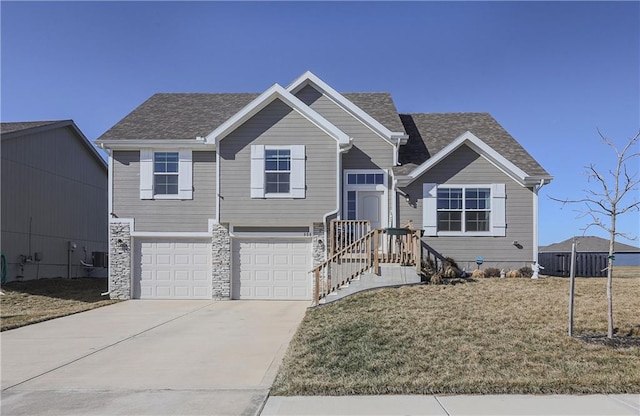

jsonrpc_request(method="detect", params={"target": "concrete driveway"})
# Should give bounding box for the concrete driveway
[1,300,308,415]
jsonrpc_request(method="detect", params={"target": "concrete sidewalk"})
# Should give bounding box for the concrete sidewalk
[262,394,640,415]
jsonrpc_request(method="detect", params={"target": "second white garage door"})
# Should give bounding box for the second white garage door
[134,239,212,299]
[232,239,312,300]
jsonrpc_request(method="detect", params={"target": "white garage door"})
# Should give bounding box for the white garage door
[134,239,211,299]
[232,239,312,300]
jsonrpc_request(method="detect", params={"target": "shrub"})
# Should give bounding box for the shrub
[471,269,486,279]
[443,257,462,278]
[430,273,443,285]
[484,267,501,278]
[506,270,523,278]
[519,266,534,278]
[444,257,459,269]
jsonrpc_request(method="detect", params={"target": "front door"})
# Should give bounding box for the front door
[357,191,382,229]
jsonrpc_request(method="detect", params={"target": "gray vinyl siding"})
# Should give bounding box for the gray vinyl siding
[219,98,337,225]
[295,85,394,170]
[112,151,215,232]
[398,145,535,270]
[1,126,108,280]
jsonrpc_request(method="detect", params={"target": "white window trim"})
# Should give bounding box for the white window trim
[140,149,193,200]
[343,169,389,227]
[251,144,305,199]
[423,183,506,237]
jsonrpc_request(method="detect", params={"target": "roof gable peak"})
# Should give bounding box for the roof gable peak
[287,71,407,144]
[397,131,534,187]
[205,83,350,147]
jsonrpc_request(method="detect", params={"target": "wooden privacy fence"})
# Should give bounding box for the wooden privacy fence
[538,252,608,277]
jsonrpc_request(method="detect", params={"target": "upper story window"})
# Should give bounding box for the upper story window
[423,183,505,237]
[437,187,490,232]
[251,145,305,199]
[153,152,179,195]
[265,149,291,194]
[139,149,192,200]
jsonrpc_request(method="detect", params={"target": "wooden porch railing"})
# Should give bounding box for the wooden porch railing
[330,220,371,256]
[421,240,447,274]
[313,225,422,305]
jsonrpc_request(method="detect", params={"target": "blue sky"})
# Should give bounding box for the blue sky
[2,1,639,247]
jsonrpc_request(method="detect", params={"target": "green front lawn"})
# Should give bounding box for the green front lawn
[272,276,640,395]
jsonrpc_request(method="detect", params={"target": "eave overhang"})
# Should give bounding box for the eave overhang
[96,138,210,151]
[395,131,553,188]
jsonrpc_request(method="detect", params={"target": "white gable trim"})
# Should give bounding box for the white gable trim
[205,83,350,148]
[397,131,531,187]
[287,71,408,145]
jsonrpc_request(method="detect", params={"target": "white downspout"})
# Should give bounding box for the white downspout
[215,141,221,224]
[532,179,546,264]
[322,141,352,259]
[102,148,113,296]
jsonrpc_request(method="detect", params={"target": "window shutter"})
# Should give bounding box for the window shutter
[140,149,153,199]
[250,145,265,198]
[491,183,507,236]
[178,149,193,200]
[422,183,438,236]
[290,145,306,198]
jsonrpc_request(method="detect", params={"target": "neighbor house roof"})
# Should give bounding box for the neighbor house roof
[395,113,550,178]
[1,120,107,170]
[1,121,60,135]
[540,236,640,253]
[97,92,404,142]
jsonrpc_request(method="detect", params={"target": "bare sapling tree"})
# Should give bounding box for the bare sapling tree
[551,130,640,339]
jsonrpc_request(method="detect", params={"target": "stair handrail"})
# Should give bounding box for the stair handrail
[312,227,423,305]
[312,228,379,305]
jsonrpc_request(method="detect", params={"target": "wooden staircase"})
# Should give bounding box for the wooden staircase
[312,220,422,305]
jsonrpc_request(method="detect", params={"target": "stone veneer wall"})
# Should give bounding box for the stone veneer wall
[109,221,132,300]
[312,222,326,267]
[312,222,326,301]
[212,223,231,299]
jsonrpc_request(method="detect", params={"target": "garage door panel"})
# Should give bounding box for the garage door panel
[292,255,307,266]
[193,270,208,281]
[175,270,189,280]
[273,271,289,281]
[292,271,307,282]
[255,255,271,266]
[255,270,270,281]
[193,254,208,265]
[157,255,171,265]
[233,238,311,300]
[134,239,212,299]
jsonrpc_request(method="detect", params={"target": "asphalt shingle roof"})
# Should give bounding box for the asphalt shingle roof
[1,121,61,135]
[395,112,550,177]
[97,92,405,142]
[342,93,405,133]
[540,236,640,253]
[96,93,549,180]
[98,93,260,141]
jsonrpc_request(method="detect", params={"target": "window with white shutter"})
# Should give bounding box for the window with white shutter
[423,183,506,236]
[250,145,305,199]
[139,149,192,200]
